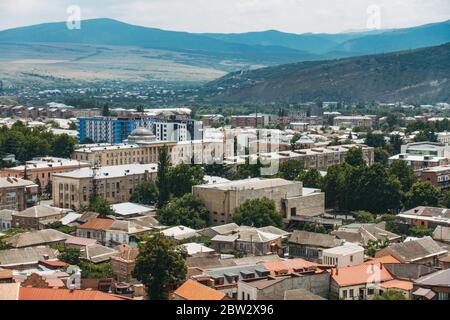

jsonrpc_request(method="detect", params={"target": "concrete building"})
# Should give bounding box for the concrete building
[11,205,68,230]
[333,116,376,128]
[322,243,365,268]
[398,207,450,228]
[52,164,158,210]
[73,142,175,167]
[193,178,325,226]
[77,117,156,144]
[418,165,450,189]
[230,115,265,128]
[389,142,450,170]
[0,178,38,211]
[288,231,344,262]
[1,157,90,190]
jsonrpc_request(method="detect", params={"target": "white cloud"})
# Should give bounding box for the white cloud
[0,0,448,33]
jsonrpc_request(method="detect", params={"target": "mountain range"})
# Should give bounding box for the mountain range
[199,42,450,104]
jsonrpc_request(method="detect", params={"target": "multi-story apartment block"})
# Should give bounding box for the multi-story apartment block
[333,116,376,128]
[389,142,450,170]
[193,178,325,226]
[52,164,158,210]
[418,165,450,189]
[73,142,176,167]
[0,178,38,211]
[1,157,90,190]
[77,117,156,144]
[155,122,188,141]
[230,115,265,128]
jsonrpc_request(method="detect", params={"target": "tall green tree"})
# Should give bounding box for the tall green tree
[156,145,171,207]
[157,194,209,229]
[130,181,159,205]
[345,147,366,167]
[167,164,204,198]
[133,233,187,300]
[88,196,115,217]
[52,134,76,158]
[389,160,416,192]
[296,168,323,189]
[277,160,304,181]
[232,197,283,228]
[404,181,440,209]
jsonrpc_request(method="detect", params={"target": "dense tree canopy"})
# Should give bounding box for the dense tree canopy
[133,233,187,300]
[87,196,116,217]
[296,168,323,189]
[157,194,209,229]
[345,147,366,167]
[130,181,159,205]
[167,163,204,198]
[156,145,171,207]
[232,197,283,228]
[277,160,305,181]
[404,181,440,209]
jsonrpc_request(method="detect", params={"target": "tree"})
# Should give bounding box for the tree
[323,164,350,210]
[88,196,115,217]
[365,132,386,148]
[389,160,416,192]
[390,135,403,154]
[373,290,406,300]
[102,103,110,117]
[409,225,433,237]
[232,197,283,228]
[296,168,323,189]
[52,134,76,158]
[130,181,158,205]
[167,164,204,198]
[374,148,390,165]
[345,147,366,167]
[277,160,304,181]
[440,189,450,208]
[58,247,81,265]
[133,233,187,300]
[404,181,440,209]
[157,194,209,229]
[354,211,375,223]
[156,145,171,207]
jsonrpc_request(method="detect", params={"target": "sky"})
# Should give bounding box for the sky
[0,0,449,33]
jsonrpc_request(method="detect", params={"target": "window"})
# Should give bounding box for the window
[290,207,297,217]
[349,289,354,298]
[343,290,347,298]
[350,255,353,263]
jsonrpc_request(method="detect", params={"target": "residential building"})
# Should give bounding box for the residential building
[322,243,365,268]
[210,227,282,256]
[4,229,71,248]
[436,131,450,144]
[200,114,224,127]
[12,205,68,230]
[375,237,448,266]
[418,165,450,189]
[154,122,188,141]
[0,246,59,270]
[52,164,158,210]
[331,223,402,247]
[237,271,330,300]
[433,226,450,243]
[398,206,450,228]
[80,243,118,263]
[110,244,139,283]
[72,142,176,167]
[1,157,90,190]
[0,177,38,211]
[413,269,450,300]
[0,209,15,230]
[110,202,155,218]
[76,218,114,244]
[77,117,156,144]
[288,230,344,262]
[172,279,227,300]
[389,142,450,170]
[333,116,376,128]
[230,115,265,128]
[193,178,325,226]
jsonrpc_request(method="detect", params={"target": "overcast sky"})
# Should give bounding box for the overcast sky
[0,0,449,33]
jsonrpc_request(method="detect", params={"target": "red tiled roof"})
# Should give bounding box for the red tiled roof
[173,279,226,300]
[19,287,127,300]
[77,218,114,231]
[263,258,325,276]
[381,279,413,291]
[330,263,394,287]
[38,260,68,268]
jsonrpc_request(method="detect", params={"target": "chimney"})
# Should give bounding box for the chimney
[335,268,339,276]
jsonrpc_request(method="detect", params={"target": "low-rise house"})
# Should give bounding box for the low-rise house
[237,271,330,300]
[413,269,450,300]
[161,226,199,241]
[433,226,450,243]
[76,218,115,244]
[329,263,395,300]
[110,244,139,283]
[0,177,38,211]
[375,237,448,266]
[0,268,13,283]
[80,243,118,264]
[332,223,402,247]
[0,246,59,270]
[0,284,128,300]
[181,243,215,257]
[199,223,240,239]
[322,243,365,268]
[210,227,282,256]
[64,236,97,249]
[0,209,15,230]
[284,288,326,300]
[105,220,152,246]
[398,206,450,229]
[110,202,156,218]
[192,264,272,298]
[4,229,71,248]
[12,205,68,230]
[172,279,227,300]
[288,230,344,262]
